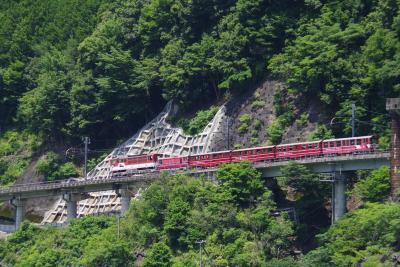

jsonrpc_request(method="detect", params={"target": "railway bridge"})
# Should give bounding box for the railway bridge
[2,96,399,232]
[0,151,390,230]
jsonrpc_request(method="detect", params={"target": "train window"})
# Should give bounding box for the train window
[324,143,328,148]
[289,146,293,151]
[330,142,334,147]
[336,141,341,146]
[357,139,361,145]
[350,140,355,145]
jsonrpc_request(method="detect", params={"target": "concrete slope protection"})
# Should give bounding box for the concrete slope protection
[42,101,228,224]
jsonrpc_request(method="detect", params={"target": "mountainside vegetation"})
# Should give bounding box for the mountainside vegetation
[1,0,399,176]
[0,0,399,266]
[0,163,395,266]
[0,163,297,266]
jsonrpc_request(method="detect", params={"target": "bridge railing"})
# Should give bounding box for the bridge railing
[0,173,159,194]
[0,150,390,195]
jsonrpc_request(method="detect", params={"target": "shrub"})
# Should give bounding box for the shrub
[0,130,41,156]
[266,119,285,145]
[254,119,262,130]
[250,137,258,145]
[238,114,252,134]
[351,166,390,202]
[310,124,334,140]
[234,144,242,149]
[251,100,265,110]
[36,152,78,181]
[0,160,28,186]
[295,113,309,128]
[186,106,218,135]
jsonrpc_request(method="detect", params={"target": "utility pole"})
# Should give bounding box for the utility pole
[117,214,120,239]
[82,137,91,179]
[351,102,356,137]
[195,240,205,267]
[227,117,230,150]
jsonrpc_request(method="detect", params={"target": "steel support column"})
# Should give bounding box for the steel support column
[333,173,347,222]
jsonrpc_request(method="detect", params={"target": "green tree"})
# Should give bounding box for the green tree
[142,242,172,267]
[216,161,264,207]
[352,166,390,202]
[307,203,400,266]
[79,229,132,267]
[36,152,78,181]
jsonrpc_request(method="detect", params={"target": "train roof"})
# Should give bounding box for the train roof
[189,150,232,156]
[276,140,321,147]
[234,145,275,152]
[112,153,159,159]
[323,135,373,142]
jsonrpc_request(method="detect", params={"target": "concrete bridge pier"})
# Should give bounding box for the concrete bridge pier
[10,198,26,228]
[62,193,81,223]
[119,189,131,215]
[333,172,347,223]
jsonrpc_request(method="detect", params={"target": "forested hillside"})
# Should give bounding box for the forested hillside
[2,0,399,142]
[0,163,395,266]
[1,0,400,266]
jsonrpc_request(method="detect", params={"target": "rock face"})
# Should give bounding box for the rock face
[42,101,228,224]
[41,79,320,224]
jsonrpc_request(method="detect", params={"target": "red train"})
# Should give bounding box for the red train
[110,136,373,175]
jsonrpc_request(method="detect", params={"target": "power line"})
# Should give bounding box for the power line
[364,109,391,117]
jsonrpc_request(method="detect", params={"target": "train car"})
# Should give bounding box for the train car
[322,136,372,155]
[158,156,190,170]
[188,150,232,168]
[110,154,159,174]
[276,140,322,160]
[109,135,375,175]
[231,146,275,163]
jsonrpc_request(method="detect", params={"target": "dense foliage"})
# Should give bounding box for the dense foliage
[1,0,303,142]
[351,166,390,203]
[0,163,297,266]
[36,152,78,181]
[301,203,400,266]
[0,216,129,266]
[0,130,41,186]
[1,0,399,266]
[269,0,400,144]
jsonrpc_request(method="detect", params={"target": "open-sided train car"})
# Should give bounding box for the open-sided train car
[275,140,322,159]
[321,136,372,155]
[188,150,231,168]
[231,146,275,163]
[157,156,189,169]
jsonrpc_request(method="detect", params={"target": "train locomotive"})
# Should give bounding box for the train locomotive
[109,136,373,176]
